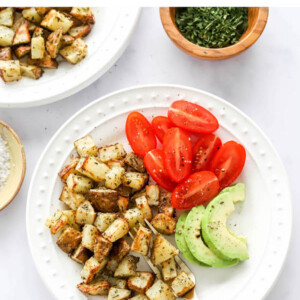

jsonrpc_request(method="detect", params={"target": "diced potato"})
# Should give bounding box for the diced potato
[75,200,96,225]
[76,156,109,182]
[129,295,148,300]
[66,173,93,194]
[146,280,175,300]
[110,238,130,262]
[114,255,139,278]
[0,8,14,27]
[35,7,52,16]
[106,160,124,169]
[130,189,146,201]
[105,167,125,189]
[45,209,69,234]
[32,26,44,37]
[151,234,179,266]
[58,157,79,183]
[61,34,75,46]
[59,186,85,210]
[14,46,31,58]
[123,152,146,173]
[94,235,113,262]
[117,196,129,213]
[46,27,63,58]
[89,188,118,212]
[71,244,92,264]
[158,192,174,217]
[60,38,87,64]
[74,135,97,157]
[128,272,154,294]
[41,9,73,33]
[0,47,11,60]
[56,7,72,13]
[135,196,152,221]
[70,7,95,24]
[102,218,129,243]
[131,225,151,256]
[171,271,195,297]
[105,276,127,289]
[115,185,132,198]
[108,287,131,300]
[106,257,119,273]
[124,208,144,229]
[94,212,119,233]
[31,36,45,59]
[146,185,160,206]
[20,63,43,79]
[0,60,21,82]
[12,12,23,31]
[150,213,176,235]
[22,7,42,23]
[122,172,148,191]
[77,280,110,296]
[62,210,81,231]
[56,227,82,254]
[161,257,177,281]
[98,143,126,163]
[27,51,58,69]
[81,256,107,283]
[81,224,99,251]
[68,24,91,38]
[0,25,13,46]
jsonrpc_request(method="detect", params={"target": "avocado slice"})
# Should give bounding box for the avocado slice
[175,213,209,267]
[184,205,238,268]
[202,183,249,261]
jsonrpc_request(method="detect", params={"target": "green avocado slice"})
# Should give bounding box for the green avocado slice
[175,213,209,267]
[202,183,249,261]
[184,205,238,268]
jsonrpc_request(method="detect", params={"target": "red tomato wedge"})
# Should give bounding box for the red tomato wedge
[126,112,157,157]
[163,127,192,183]
[144,149,177,192]
[168,100,219,133]
[210,141,246,190]
[152,116,173,143]
[192,134,222,172]
[171,171,220,209]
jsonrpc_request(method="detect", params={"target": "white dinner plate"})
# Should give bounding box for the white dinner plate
[0,7,141,108]
[26,85,292,300]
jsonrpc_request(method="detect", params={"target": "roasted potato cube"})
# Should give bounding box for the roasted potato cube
[146,280,175,300]
[22,7,42,23]
[45,209,68,234]
[89,188,119,212]
[151,234,179,266]
[129,295,148,300]
[58,157,80,183]
[31,36,45,59]
[115,185,132,198]
[105,167,125,190]
[81,256,108,283]
[94,235,113,262]
[0,47,12,60]
[62,210,81,231]
[71,244,92,264]
[171,271,195,297]
[14,46,31,58]
[41,9,73,33]
[75,200,96,225]
[128,272,154,294]
[106,257,119,273]
[77,280,110,296]
[68,24,91,38]
[66,173,93,194]
[135,196,152,221]
[158,192,174,217]
[123,152,146,173]
[59,186,85,210]
[61,34,74,46]
[56,227,82,254]
[27,51,58,68]
[20,63,43,79]
[117,196,129,213]
[81,224,99,251]
[70,7,95,24]
[0,8,14,27]
[122,172,148,191]
[0,60,21,82]
[94,212,119,233]
[98,143,126,163]
[130,189,146,201]
[0,25,14,46]
[35,7,52,16]
[110,238,130,262]
[124,208,144,229]
[114,255,139,278]
[108,287,131,300]
[33,26,44,37]
[60,38,87,64]
[146,185,160,206]
[102,218,129,243]
[107,160,124,169]
[74,135,97,157]
[161,257,177,281]
[46,27,62,58]
[105,276,127,289]
[131,225,151,256]
[76,156,109,182]
[150,213,176,235]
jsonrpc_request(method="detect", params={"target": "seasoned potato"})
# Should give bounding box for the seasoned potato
[94,235,113,262]
[129,295,148,300]
[71,244,92,264]
[102,218,129,243]
[135,196,152,221]
[150,213,176,235]
[114,255,139,278]
[60,38,87,64]
[158,191,174,217]
[124,208,144,229]
[110,238,130,263]
[45,209,69,234]
[56,227,82,254]
[0,47,12,60]
[35,7,51,16]
[58,157,80,183]
[108,287,131,300]
[22,7,42,23]
[61,34,75,46]
[81,256,108,283]
[70,7,95,24]
[62,210,81,231]
[105,167,125,189]
[106,257,119,273]
[66,173,93,194]
[131,225,151,256]
[171,271,195,297]
[32,26,44,37]
[0,25,14,46]
[122,172,148,191]
[41,9,73,33]
[0,60,21,82]
[106,160,124,169]
[20,63,43,79]
[59,186,85,210]
[115,185,132,198]
[123,152,146,173]
[94,212,119,233]
[98,143,126,162]
[161,257,177,281]
[146,185,160,206]
[81,224,99,251]
[146,280,175,300]
[128,272,154,294]
[0,8,14,27]
[77,280,110,296]
[89,188,118,212]
[27,51,58,69]
[68,24,91,38]
[75,200,96,225]
[14,46,31,58]
[105,276,127,289]
[74,135,97,157]
[31,35,45,59]
[46,27,62,58]
[117,196,129,213]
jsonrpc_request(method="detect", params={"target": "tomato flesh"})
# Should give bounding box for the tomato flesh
[210,141,246,190]
[144,149,177,192]
[126,112,157,157]
[163,127,192,183]
[152,116,173,143]
[192,134,222,172]
[171,171,220,209]
[168,100,219,133]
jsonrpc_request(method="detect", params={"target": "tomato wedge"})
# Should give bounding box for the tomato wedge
[163,127,192,183]
[152,116,173,143]
[144,149,177,192]
[192,134,222,172]
[171,171,220,209]
[210,141,246,190]
[126,112,157,157]
[168,100,219,133]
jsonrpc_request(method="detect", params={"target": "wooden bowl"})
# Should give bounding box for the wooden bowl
[0,121,26,211]
[160,7,269,60]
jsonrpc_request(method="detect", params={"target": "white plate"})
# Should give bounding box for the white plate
[0,8,141,108]
[26,85,292,300]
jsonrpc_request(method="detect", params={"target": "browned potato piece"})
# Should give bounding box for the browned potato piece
[89,188,118,212]
[146,280,175,300]
[135,196,152,221]
[150,213,176,235]
[114,255,139,278]
[77,280,110,296]
[61,34,75,46]
[171,271,195,297]
[82,224,99,251]
[60,38,87,64]
[128,272,154,294]
[0,25,14,46]
[35,7,51,16]
[22,7,42,23]
[71,244,92,264]
[102,218,129,243]
[81,256,108,283]
[158,191,174,217]
[108,287,131,300]
[117,196,129,213]
[0,60,21,82]
[122,172,148,191]
[56,227,82,254]
[74,135,97,157]
[15,45,31,58]
[68,24,91,38]
[13,21,31,45]
[0,47,11,60]
[70,7,95,24]
[110,238,130,262]
[123,152,146,173]
[94,235,113,262]
[41,9,73,33]
[46,27,63,58]
[75,200,96,225]
[146,185,160,206]
[45,209,68,234]
[28,51,58,69]
[131,225,151,256]
[58,157,80,183]
[115,185,132,198]
[161,257,177,281]
[94,212,119,233]
[59,186,85,210]
[33,26,44,37]
[0,8,14,27]
[20,63,43,80]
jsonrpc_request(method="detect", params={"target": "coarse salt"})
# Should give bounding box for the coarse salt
[0,135,10,190]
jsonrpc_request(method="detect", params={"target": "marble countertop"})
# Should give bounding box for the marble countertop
[0,7,298,300]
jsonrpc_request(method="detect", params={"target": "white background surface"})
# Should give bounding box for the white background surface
[0,7,298,300]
